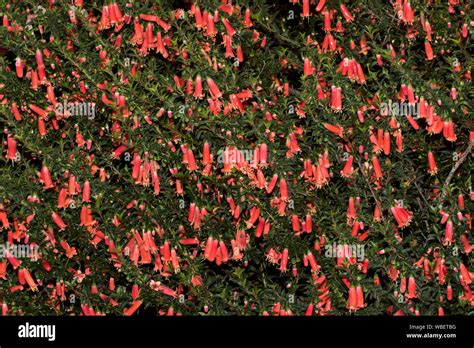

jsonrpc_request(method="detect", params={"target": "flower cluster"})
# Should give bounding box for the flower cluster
[0,0,472,316]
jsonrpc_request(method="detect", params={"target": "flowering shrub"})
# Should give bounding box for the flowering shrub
[0,0,472,316]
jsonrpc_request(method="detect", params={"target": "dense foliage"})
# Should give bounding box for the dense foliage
[0,0,472,316]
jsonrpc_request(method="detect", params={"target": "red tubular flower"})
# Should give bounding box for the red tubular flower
[123,300,143,316]
[132,154,141,180]
[194,7,203,28]
[80,206,95,227]
[406,115,420,130]
[204,237,213,260]
[446,285,453,301]
[40,165,54,189]
[266,174,278,194]
[372,156,383,179]
[398,83,407,101]
[303,57,315,76]
[98,5,111,31]
[323,11,331,31]
[373,205,382,222]
[443,220,453,246]
[279,178,288,201]
[11,102,21,121]
[424,41,434,60]
[442,121,457,142]
[347,197,356,221]
[403,1,414,24]
[0,211,9,229]
[206,14,217,36]
[186,78,194,96]
[60,240,77,258]
[191,275,202,287]
[459,263,472,285]
[131,284,140,300]
[390,206,413,228]
[340,155,354,177]
[30,104,48,119]
[339,58,349,76]
[130,17,144,45]
[68,175,76,195]
[351,221,360,236]
[6,136,17,160]
[347,286,357,311]
[259,143,268,166]
[322,33,337,52]
[35,49,44,69]
[383,132,390,155]
[208,239,218,262]
[6,250,21,269]
[316,0,326,12]
[46,85,57,107]
[340,5,354,22]
[428,117,444,134]
[82,181,91,202]
[246,206,261,228]
[400,277,407,293]
[19,270,27,285]
[427,151,437,174]
[323,123,343,137]
[458,194,464,210]
[287,132,301,157]
[461,23,468,39]
[255,169,266,189]
[22,268,37,291]
[187,149,198,171]
[0,262,6,280]
[330,86,342,111]
[460,234,471,253]
[111,145,126,159]
[356,62,366,84]
[221,18,235,37]
[280,248,289,272]
[171,249,180,271]
[356,285,365,308]
[291,214,300,234]
[223,35,233,58]
[406,87,415,104]
[51,211,67,230]
[255,218,265,237]
[406,276,417,299]
[302,0,311,17]
[202,142,212,165]
[2,302,8,316]
[450,87,457,100]
[307,252,319,272]
[111,3,123,24]
[243,8,253,27]
[305,214,312,233]
[236,45,244,62]
[206,78,222,99]
[219,241,229,263]
[15,57,23,78]
[161,241,171,262]
[193,75,204,99]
